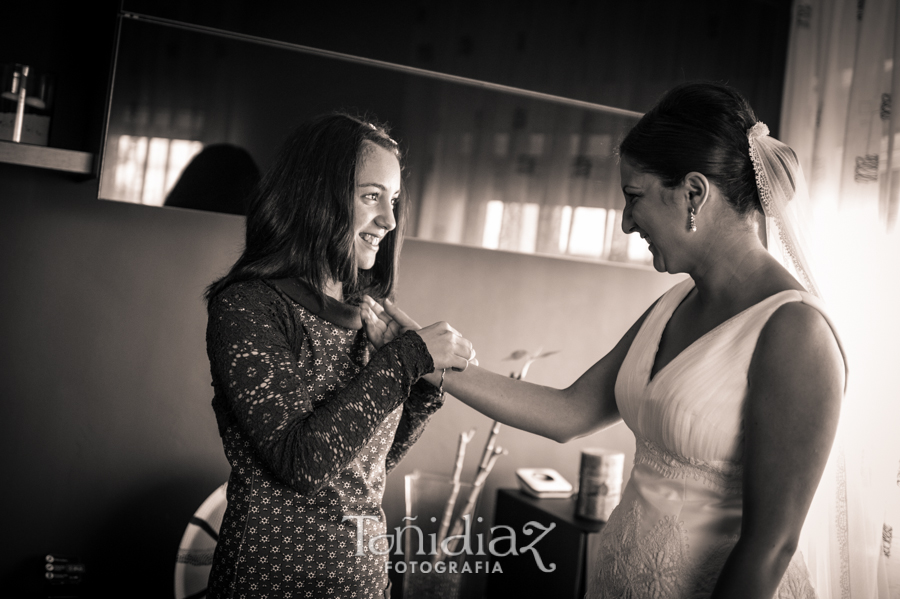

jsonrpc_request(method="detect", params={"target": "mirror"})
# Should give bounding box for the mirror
[100,13,650,266]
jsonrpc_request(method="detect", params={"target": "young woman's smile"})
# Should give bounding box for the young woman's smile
[353,143,400,270]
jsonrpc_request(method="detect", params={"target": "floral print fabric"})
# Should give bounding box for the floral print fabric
[205,280,441,598]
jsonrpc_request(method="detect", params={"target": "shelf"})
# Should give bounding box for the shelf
[0,140,94,175]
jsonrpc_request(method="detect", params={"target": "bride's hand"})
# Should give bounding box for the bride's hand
[382,297,421,331]
[360,296,422,349]
[361,296,399,349]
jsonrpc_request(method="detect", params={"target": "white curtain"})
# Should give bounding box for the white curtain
[781,0,900,597]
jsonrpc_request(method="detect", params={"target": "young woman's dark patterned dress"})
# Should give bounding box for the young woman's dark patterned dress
[205,279,443,598]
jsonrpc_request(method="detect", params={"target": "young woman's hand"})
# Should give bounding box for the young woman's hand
[360,296,476,384]
[415,321,476,374]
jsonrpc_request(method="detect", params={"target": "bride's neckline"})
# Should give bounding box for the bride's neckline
[647,281,801,384]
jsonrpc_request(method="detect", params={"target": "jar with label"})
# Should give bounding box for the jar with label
[575,448,624,521]
[1,63,54,145]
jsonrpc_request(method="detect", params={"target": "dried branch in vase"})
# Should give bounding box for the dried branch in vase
[428,347,560,564]
[503,347,560,380]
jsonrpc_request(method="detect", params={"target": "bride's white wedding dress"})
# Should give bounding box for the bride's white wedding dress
[588,278,845,598]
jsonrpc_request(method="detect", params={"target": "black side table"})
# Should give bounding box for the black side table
[486,488,605,599]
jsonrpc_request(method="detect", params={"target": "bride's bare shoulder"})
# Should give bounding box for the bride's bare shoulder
[751,300,845,395]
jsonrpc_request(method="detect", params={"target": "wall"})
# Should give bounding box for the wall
[380,241,676,520]
[123,0,792,123]
[380,239,677,596]
[0,161,673,596]
[0,164,239,596]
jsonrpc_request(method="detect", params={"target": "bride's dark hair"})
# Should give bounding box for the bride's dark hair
[619,81,763,216]
[205,112,405,305]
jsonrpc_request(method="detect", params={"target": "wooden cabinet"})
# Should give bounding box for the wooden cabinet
[486,488,604,599]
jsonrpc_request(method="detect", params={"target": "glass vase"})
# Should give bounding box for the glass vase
[401,471,484,599]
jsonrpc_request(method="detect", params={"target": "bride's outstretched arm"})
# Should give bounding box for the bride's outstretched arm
[368,297,656,443]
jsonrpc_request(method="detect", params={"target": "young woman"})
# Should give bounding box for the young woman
[204,113,474,598]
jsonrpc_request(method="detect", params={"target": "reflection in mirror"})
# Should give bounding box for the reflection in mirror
[401,81,645,264]
[100,13,650,266]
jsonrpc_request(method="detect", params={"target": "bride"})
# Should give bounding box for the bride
[362,81,846,598]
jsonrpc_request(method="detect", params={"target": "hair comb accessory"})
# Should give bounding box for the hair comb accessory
[747,122,773,216]
[747,121,770,140]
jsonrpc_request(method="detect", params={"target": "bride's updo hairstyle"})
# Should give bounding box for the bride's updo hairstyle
[619,81,763,216]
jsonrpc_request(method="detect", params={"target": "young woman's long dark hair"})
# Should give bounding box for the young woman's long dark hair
[205,112,406,305]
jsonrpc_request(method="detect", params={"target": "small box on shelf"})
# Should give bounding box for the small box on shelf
[515,468,574,499]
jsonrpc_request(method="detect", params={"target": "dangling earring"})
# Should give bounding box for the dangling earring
[688,207,697,232]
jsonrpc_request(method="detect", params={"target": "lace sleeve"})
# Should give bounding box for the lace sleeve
[206,283,434,495]
[385,379,445,473]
